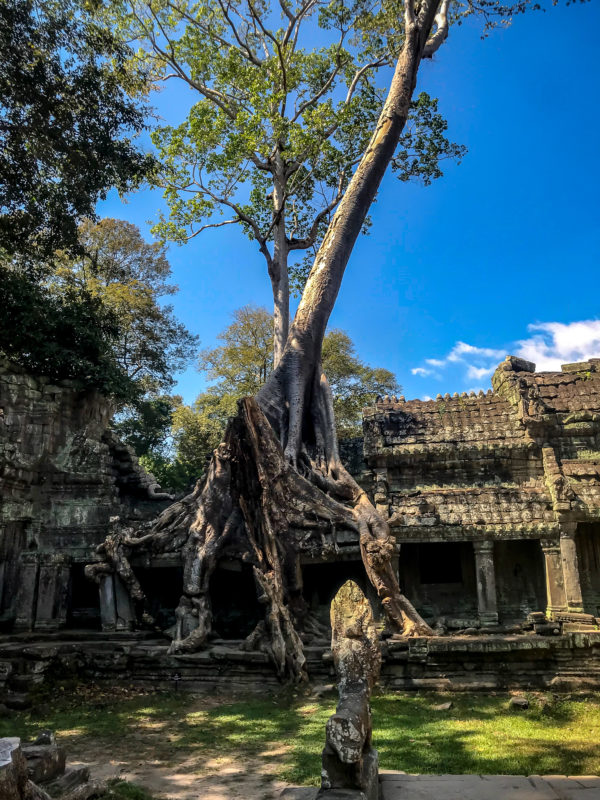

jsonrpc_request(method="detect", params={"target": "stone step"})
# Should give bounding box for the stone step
[4,693,30,710]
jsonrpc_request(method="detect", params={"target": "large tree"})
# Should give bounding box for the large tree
[100,0,464,364]
[0,0,154,263]
[90,0,551,680]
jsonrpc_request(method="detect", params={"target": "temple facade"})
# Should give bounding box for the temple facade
[2,355,600,637]
[358,355,600,630]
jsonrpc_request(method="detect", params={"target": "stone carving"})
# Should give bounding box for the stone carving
[318,580,381,800]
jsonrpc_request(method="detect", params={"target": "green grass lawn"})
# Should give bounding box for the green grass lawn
[1,687,599,786]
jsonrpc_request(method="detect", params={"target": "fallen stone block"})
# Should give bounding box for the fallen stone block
[509,696,529,710]
[21,742,66,784]
[432,702,453,711]
[45,766,90,797]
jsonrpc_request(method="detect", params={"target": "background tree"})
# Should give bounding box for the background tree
[0,264,133,397]
[0,0,154,263]
[100,0,464,363]
[54,218,199,395]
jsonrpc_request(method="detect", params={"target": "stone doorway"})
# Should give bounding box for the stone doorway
[576,523,600,616]
[494,540,546,623]
[135,566,184,631]
[66,563,101,629]
[210,562,263,640]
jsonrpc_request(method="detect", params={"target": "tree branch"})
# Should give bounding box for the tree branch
[422,0,451,57]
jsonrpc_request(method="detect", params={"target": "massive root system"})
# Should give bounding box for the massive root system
[88,380,432,683]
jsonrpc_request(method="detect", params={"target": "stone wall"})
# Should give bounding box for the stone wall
[0,359,170,632]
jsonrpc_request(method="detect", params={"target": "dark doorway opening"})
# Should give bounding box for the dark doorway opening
[66,563,101,629]
[494,540,546,623]
[399,542,477,623]
[210,563,263,640]
[135,566,183,630]
[576,523,600,616]
[302,560,379,626]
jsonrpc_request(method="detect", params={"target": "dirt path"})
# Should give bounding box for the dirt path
[69,749,290,800]
[61,694,295,800]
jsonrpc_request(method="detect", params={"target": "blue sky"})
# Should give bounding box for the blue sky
[100,1,600,404]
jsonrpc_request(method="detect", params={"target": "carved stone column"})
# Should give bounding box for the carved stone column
[99,574,135,631]
[13,554,39,632]
[99,575,117,631]
[559,524,584,611]
[473,541,498,626]
[540,538,568,616]
[34,555,70,631]
[114,575,136,631]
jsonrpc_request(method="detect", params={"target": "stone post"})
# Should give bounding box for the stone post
[473,541,498,627]
[559,524,584,611]
[13,554,39,632]
[319,580,381,800]
[99,575,117,631]
[114,575,136,631]
[34,555,70,631]
[540,538,568,617]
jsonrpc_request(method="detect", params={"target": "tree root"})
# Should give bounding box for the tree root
[88,394,432,682]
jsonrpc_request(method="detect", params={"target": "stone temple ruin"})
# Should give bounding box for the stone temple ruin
[1,354,600,703]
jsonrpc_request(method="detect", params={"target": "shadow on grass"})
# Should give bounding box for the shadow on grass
[1,689,599,788]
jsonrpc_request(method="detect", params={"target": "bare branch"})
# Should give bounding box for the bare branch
[215,0,263,66]
[184,219,240,240]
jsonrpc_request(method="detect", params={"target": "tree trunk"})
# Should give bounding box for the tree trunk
[271,167,290,368]
[89,2,444,680]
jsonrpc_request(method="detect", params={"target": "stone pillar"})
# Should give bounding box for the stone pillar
[540,538,568,617]
[99,575,117,631]
[13,554,39,632]
[559,524,584,611]
[114,575,135,631]
[34,555,71,631]
[473,541,498,627]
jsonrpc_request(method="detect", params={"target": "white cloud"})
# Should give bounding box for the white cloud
[447,341,506,363]
[516,320,600,371]
[466,364,496,380]
[409,319,600,393]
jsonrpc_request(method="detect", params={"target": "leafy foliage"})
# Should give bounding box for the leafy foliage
[54,218,199,395]
[98,0,464,302]
[113,394,183,458]
[0,266,134,398]
[322,329,400,438]
[0,0,154,262]
[0,219,197,407]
